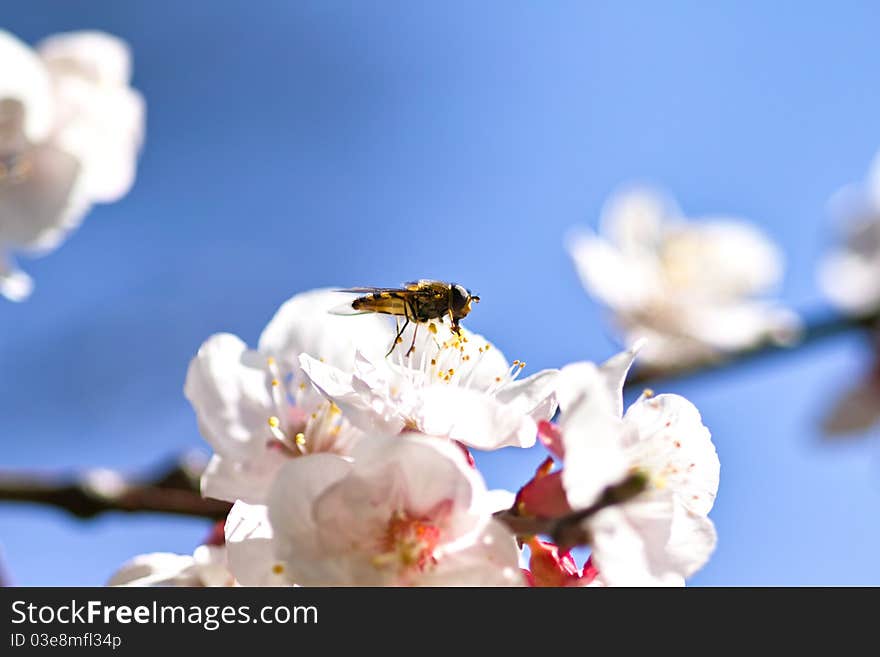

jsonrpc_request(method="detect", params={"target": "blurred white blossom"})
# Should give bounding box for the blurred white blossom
[225,433,523,586]
[184,289,395,505]
[567,187,799,368]
[108,545,233,587]
[0,29,144,301]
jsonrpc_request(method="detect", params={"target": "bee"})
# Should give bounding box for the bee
[335,280,480,356]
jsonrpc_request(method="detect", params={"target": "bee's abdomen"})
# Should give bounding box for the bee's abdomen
[352,293,408,316]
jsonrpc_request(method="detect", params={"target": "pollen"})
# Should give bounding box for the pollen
[428,323,438,335]
[267,357,276,366]
[295,432,306,446]
[271,378,280,387]
[272,563,285,575]
[268,416,280,428]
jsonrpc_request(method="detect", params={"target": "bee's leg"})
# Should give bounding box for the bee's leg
[406,322,420,357]
[387,317,409,358]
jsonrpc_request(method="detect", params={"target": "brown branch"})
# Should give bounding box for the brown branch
[494,472,648,550]
[623,308,880,390]
[0,452,230,520]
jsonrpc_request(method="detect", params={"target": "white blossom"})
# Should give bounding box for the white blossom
[299,323,557,450]
[554,345,720,586]
[184,288,395,504]
[108,545,234,587]
[567,187,799,368]
[0,29,144,301]
[225,433,523,586]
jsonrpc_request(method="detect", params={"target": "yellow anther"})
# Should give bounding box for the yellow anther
[518,362,526,369]
[329,403,341,415]
[295,432,306,446]
[428,323,437,335]
[430,359,437,366]
[267,357,276,366]
[495,376,501,382]
[271,378,280,387]
[268,416,280,428]
[643,388,655,398]
[448,368,455,376]
[299,382,307,390]
[272,563,285,575]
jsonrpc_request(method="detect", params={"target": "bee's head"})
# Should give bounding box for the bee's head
[450,283,479,320]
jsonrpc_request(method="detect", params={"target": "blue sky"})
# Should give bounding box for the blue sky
[1,1,879,585]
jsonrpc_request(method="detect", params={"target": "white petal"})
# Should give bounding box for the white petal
[622,393,719,515]
[599,186,675,253]
[265,454,354,585]
[0,31,53,142]
[259,289,396,373]
[819,246,880,315]
[200,450,286,505]
[0,142,90,253]
[663,220,783,298]
[192,545,235,587]
[347,433,486,541]
[299,353,404,434]
[416,385,537,449]
[665,502,717,578]
[420,520,524,586]
[0,259,32,301]
[38,31,132,85]
[183,334,274,462]
[107,552,201,587]
[588,495,683,587]
[224,501,290,586]
[566,229,662,311]
[680,301,801,351]
[493,369,559,423]
[49,79,145,203]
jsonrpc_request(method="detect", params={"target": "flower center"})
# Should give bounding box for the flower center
[372,510,441,573]
[387,324,526,395]
[264,356,350,456]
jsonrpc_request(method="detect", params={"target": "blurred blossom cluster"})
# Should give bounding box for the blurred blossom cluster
[820,153,880,434]
[112,289,719,587]
[567,188,800,370]
[0,29,143,301]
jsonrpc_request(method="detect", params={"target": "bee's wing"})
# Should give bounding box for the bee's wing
[328,302,372,316]
[336,286,399,294]
[328,292,371,316]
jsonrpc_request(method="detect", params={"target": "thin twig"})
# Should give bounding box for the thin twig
[0,452,230,520]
